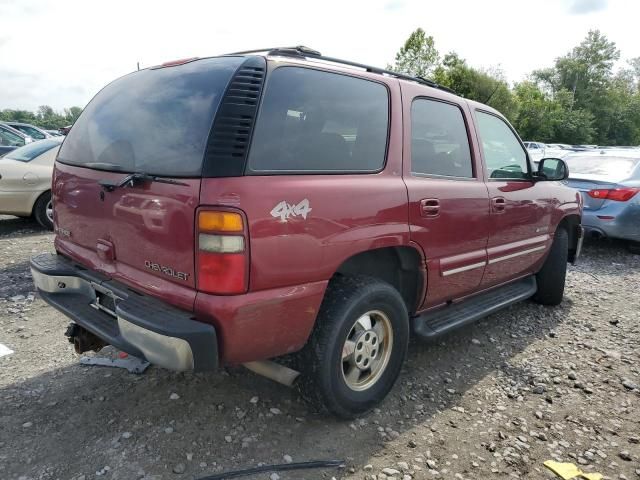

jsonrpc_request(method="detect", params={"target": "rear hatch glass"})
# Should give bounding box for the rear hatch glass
[53,56,244,307]
[58,56,245,176]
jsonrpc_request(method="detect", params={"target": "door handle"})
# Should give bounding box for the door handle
[420,198,440,217]
[492,197,506,213]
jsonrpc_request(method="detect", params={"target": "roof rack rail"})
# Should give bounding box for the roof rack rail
[226,45,456,94]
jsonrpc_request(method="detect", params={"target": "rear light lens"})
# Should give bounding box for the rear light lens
[198,211,243,232]
[196,210,248,295]
[199,234,244,253]
[587,187,640,202]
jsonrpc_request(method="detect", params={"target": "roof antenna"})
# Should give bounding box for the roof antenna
[137,62,140,71]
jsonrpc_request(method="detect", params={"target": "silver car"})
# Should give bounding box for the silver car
[565,150,640,252]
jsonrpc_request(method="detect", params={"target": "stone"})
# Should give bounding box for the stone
[169,393,180,400]
[619,451,632,461]
[172,463,186,474]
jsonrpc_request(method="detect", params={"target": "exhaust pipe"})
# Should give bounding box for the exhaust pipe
[243,360,300,387]
[65,323,108,354]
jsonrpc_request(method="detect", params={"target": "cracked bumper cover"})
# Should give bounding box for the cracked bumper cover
[30,253,218,372]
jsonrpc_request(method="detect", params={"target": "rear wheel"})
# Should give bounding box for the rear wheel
[297,276,409,418]
[533,228,568,306]
[33,191,54,230]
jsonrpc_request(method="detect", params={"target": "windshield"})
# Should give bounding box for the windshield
[57,56,244,177]
[12,124,46,140]
[566,156,639,182]
[5,139,61,162]
[0,126,25,147]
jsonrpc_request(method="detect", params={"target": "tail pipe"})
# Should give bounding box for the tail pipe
[243,360,300,387]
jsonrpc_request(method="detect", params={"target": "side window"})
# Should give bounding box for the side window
[475,111,529,180]
[247,67,389,173]
[411,99,473,178]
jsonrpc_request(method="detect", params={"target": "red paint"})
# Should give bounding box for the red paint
[50,55,582,365]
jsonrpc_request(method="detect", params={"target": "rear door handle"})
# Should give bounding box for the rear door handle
[420,198,440,217]
[492,197,506,213]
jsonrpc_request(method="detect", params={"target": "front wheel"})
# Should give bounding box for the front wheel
[533,228,568,306]
[297,276,409,418]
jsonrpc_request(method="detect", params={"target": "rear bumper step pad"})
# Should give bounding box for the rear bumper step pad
[30,253,218,371]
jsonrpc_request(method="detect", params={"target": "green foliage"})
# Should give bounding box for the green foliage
[0,105,82,130]
[391,28,640,146]
[390,28,440,78]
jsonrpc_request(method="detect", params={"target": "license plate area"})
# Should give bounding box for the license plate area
[89,282,121,318]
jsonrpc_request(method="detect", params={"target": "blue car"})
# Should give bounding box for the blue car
[565,150,640,252]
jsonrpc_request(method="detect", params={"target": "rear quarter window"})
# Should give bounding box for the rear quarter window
[246,67,389,173]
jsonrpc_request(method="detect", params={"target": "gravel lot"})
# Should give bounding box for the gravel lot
[0,215,638,480]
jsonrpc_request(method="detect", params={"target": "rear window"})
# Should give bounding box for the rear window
[57,56,245,177]
[566,156,640,182]
[247,67,389,173]
[5,139,61,162]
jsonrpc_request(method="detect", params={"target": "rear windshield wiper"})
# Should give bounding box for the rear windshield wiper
[99,172,189,192]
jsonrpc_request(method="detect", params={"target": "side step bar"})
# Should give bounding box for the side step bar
[412,276,537,339]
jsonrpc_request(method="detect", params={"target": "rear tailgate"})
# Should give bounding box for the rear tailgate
[53,56,247,310]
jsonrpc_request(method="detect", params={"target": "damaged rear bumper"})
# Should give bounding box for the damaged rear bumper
[30,253,218,372]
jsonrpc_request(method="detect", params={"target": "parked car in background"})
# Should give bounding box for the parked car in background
[0,123,33,157]
[4,121,54,140]
[565,150,640,252]
[0,138,62,229]
[524,141,546,162]
[44,129,64,137]
[59,125,72,135]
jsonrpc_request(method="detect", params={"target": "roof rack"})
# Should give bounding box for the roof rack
[227,46,456,95]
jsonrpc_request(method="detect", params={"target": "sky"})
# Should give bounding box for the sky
[1,0,638,112]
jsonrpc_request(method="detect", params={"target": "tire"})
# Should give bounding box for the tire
[297,275,409,418]
[533,228,568,306]
[627,242,640,255]
[33,191,54,230]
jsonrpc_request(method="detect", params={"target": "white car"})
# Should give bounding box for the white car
[0,138,62,229]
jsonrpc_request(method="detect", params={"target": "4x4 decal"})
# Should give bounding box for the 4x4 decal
[270,199,312,222]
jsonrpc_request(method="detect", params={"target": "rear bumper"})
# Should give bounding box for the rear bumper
[30,253,218,371]
[582,204,640,242]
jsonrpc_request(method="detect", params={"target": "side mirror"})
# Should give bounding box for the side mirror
[536,157,569,181]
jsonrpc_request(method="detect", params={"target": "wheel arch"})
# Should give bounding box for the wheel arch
[332,246,425,315]
[30,189,51,216]
[557,214,581,263]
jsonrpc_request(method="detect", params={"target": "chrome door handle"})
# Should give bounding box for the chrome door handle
[420,198,440,217]
[492,197,506,213]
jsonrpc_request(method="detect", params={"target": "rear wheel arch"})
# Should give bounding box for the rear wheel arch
[332,246,425,315]
[557,214,581,262]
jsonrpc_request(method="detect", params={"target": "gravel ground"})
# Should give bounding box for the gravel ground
[0,215,638,480]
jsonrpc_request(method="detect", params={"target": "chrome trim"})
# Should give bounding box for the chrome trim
[31,266,195,372]
[30,269,96,299]
[118,318,194,371]
[442,261,486,277]
[488,245,546,265]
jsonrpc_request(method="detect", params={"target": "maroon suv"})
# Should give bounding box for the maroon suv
[31,47,583,417]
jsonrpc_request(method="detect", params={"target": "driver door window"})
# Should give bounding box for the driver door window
[475,111,529,180]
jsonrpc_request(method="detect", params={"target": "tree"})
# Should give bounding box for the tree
[390,28,440,78]
[0,105,83,130]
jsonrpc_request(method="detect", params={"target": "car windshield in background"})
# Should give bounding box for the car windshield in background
[566,156,640,182]
[4,138,61,162]
[57,56,245,177]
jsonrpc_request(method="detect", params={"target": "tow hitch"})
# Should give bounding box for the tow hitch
[65,323,108,354]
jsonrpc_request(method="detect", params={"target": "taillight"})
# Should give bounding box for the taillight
[196,210,248,294]
[587,187,640,202]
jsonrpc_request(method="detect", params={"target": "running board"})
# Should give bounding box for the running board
[412,276,537,339]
